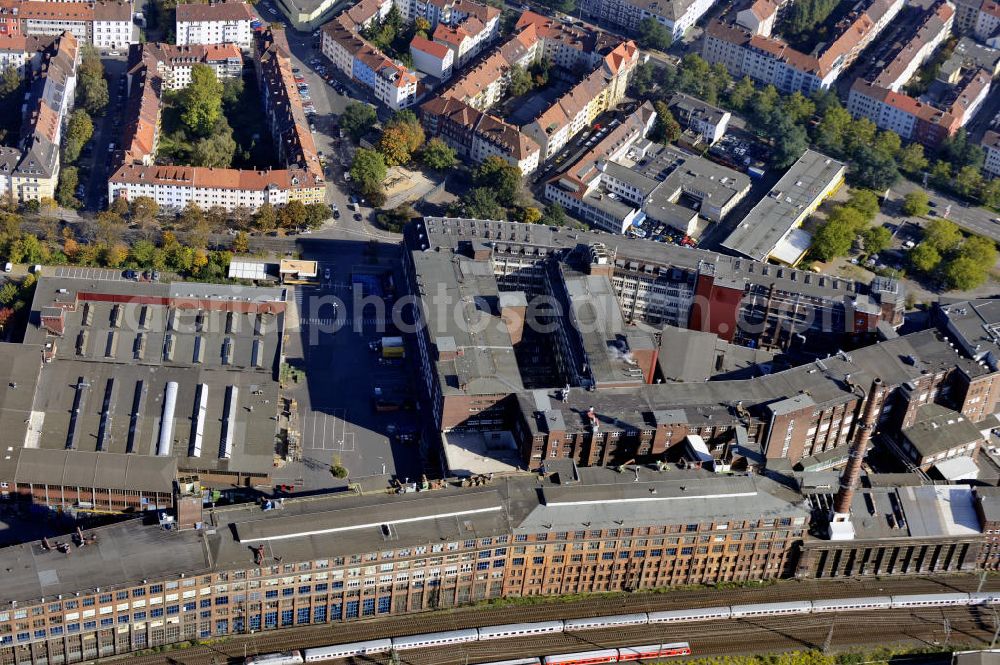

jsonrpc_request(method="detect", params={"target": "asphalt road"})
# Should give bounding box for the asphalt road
[890,179,1000,243]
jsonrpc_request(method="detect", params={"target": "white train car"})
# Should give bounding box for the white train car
[477,660,543,665]
[970,592,1000,605]
[812,597,892,613]
[649,606,732,623]
[543,648,620,665]
[391,628,479,650]
[478,621,565,640]
[891,593,970,608]
[730,600,813,618]
[246,652,304,665]
[303,639,392,661]
[563,613,648,631]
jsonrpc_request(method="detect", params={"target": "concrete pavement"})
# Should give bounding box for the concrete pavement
[890,179,1000,243]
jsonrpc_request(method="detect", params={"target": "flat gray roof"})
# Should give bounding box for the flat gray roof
[16,274,286,477]
[902,403,983,459]
[721,149,846,261]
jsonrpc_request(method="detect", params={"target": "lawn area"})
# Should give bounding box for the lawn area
[157,69,280,170]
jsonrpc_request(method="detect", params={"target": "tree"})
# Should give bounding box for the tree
[461,187,506,220]
[102,243,129,268]
[63,110,93,164]
[727,77,756,112]
[474,156,522,208]
[628,62,657,98]
[130,239,157,266]
[941,129,984,169]
[278,200,307,229]
[983,178,1000,209]
[520,206,542,224]
[110,196,129,217]
[180,64,224,137]
[420,137,456,170]
[901,190,930,217]
[55,166,80,209]
[95,210,125,246]
[232,230,250,254]
[379,124,420,166]
[909,242,942,273]
[897,143,928,175]
[0,282,17,305]
[748,85,780,127]
[222,75,244,105]
[509,65,533,97]
[351,148,388,199]
[954,165,983,199]
[637,17,671,51]
[771,118,808,169]
[782,92,816,125]
[77,47,109,115]
[253,203,277,232]
[845,189,880,222]
[862,226,892,255]
[850,147,899,191]
[130,196,159,225]
[814,103,852,154]
[959,235,998,265]
[652,102,681,144]
[811,215,859,260]
[924,218,963,253]
[943,256,988,290]
[540,203,567,227]
[844,118,878,157]
[0,66,19,98]
[304,203,329,229]
[191,126,237,167]
[341,101,377,143]
[873,130,902,160]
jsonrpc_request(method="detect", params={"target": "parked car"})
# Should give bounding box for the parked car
[122,269,138,280]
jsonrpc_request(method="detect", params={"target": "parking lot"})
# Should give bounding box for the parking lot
[275,240,423,491]
[52,266,130,282]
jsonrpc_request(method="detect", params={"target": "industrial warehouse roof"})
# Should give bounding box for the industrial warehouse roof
[14,449,176,494]
[901,403,983,460]
[10,275,287,478]
[720,150,846,262]
[0,471,809,606]
[409,217,901,307]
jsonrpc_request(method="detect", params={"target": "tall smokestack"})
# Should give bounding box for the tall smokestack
[828,377,884,540]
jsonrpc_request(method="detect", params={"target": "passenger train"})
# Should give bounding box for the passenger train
[246,591,1000,665]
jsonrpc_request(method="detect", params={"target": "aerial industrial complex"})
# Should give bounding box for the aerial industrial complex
[9,0,1000,659]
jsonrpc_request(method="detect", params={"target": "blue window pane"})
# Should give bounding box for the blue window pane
[281,610,293,626]
[249,615,261,631]
[296,607,310,624]
[264,612,277,628]
[314,606,327,622]
[265,590,278,599]
[377,596,390,613]
[330,603,342,620]
[215,619,228,636]
[362,598,375,616]
[345,601,359,618]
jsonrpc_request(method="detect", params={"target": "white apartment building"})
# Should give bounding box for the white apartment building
[983,130,1000,178]
[2,0,134,49]
[144,43,244,90]
[107,165,304,211]
[175,1,254,49]
[578,0,716,41]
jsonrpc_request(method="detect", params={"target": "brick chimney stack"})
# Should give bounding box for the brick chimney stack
[828,377,884,540]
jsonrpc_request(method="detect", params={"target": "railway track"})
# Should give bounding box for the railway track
[93,574,1000,665]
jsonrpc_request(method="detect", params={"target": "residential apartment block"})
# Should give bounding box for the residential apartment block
[420,11,638,173]
[848,68,990,148]
[983,129,1000,177]
[702,0,903,95]
[0,0,134,50]
[109,30,324,211]
[320,0,419,110]
[668,92,730,144]
[578,0,716,41]
[174,1,254,50]
[845,0,987,149]
[136,42,243,90]
[545,103,750,234]
[0,32,78,203]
